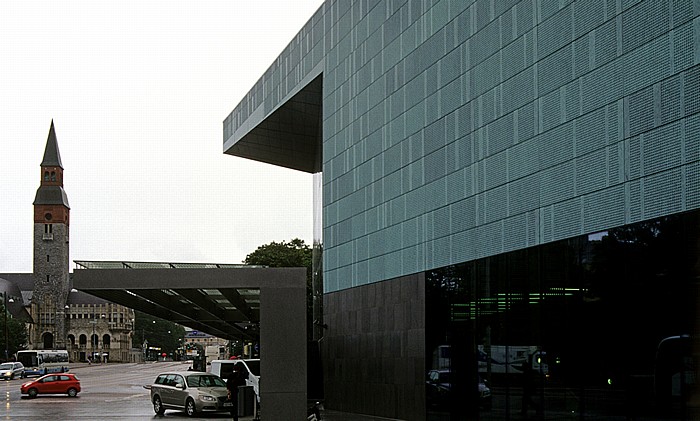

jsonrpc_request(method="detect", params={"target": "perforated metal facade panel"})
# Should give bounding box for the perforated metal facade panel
[224,0,700,294]
[320,0,700,293]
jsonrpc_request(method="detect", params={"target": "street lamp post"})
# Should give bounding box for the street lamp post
[65,289,77,359]
[90,311,104,363]
[2,293,15,361]
[3,293,8,361]
[142,324,145,362]
[64,305,69,353]
[149,320,155,361]
[101,313,106,362]
[90,312,96,363]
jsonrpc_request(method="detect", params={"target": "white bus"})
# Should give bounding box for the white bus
[16,350,69,376]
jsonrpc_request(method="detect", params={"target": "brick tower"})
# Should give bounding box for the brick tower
[32,121,71,349]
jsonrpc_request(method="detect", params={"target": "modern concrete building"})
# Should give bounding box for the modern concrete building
[224,1,700,419]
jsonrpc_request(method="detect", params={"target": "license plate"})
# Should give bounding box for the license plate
[223,402,233,407]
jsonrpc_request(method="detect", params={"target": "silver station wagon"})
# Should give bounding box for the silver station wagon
[146,371,232,417]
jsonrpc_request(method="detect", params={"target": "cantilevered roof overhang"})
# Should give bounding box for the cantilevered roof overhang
[72,261,308,418]
[223,72,322,173]
[72,261,302,341]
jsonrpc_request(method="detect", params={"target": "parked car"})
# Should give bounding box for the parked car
[146,371,231,417]
[20,373,80,398]
[0,362,25,380]
[426,369,492,409]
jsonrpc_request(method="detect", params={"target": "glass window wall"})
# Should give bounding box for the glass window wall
[426,210,700,420]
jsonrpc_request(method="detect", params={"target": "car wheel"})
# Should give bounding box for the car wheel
[10,373,14,380]
[153,395,165,415]
[67,388,78,397]
[185,398,197,417]
[28,388,38,398]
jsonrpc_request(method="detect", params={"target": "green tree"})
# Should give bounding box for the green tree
[244,238,313,340]
[132,311,185,358]
[0,303,28,360]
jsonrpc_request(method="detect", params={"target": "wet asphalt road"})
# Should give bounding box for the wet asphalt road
[0,361,246,420]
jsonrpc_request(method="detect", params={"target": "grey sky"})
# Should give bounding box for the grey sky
[0,0,324,272]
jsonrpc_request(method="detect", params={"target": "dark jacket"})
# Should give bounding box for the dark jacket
[226,370,247,395]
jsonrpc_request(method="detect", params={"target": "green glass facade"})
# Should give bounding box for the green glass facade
[426,209,700,419]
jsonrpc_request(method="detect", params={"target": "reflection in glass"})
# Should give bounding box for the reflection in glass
[426,210,699,420]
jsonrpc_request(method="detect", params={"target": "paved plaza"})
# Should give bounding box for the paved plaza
[0,361,399,421]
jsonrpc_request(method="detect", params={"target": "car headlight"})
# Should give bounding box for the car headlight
[200,395,216,402]
[3,371,11,376]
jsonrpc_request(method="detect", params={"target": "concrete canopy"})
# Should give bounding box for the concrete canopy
[224,73,322,173]
[72,263,308,419]
[73,261,270,340]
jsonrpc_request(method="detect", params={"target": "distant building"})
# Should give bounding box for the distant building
[182,329,227,360]
[0,121,134,362]
[183,330,226,349]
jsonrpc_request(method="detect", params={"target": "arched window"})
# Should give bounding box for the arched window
[102,334,111,349]
[91,334,99,347]
[44,171,49,181]
[50,171,56,181]
[67,334,76,347]
[79,334,87,346]
[42,332,54,349]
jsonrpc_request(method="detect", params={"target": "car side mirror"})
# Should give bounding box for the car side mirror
[175,383,184,389]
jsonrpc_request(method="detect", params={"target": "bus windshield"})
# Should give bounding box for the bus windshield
[16,351,38,368]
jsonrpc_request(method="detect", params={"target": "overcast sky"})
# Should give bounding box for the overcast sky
[0,0,324,273]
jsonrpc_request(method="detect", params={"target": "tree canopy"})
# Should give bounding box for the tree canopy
[0,303,27,360]
[131,310,185,357]
[244,238,312,270]
[244,238,313,340]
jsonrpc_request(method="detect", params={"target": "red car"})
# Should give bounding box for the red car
[21,373,81,398]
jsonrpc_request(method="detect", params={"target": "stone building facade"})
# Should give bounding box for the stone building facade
[8,121,136,362]
[65,300,134,363]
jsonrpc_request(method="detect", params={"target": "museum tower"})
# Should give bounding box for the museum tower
[32,121,71,349]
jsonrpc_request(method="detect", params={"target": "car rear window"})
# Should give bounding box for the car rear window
[187,375,226,388]
[155,374,177,386]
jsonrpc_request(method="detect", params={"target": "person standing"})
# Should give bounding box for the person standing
[227,366,246,421]
[521,359,543,418]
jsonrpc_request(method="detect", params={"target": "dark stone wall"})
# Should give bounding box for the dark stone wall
[33,222,70,298]
[32,222,70,347]
[322,273,425,420]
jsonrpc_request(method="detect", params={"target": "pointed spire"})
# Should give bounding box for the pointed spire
[41,120,63,169]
